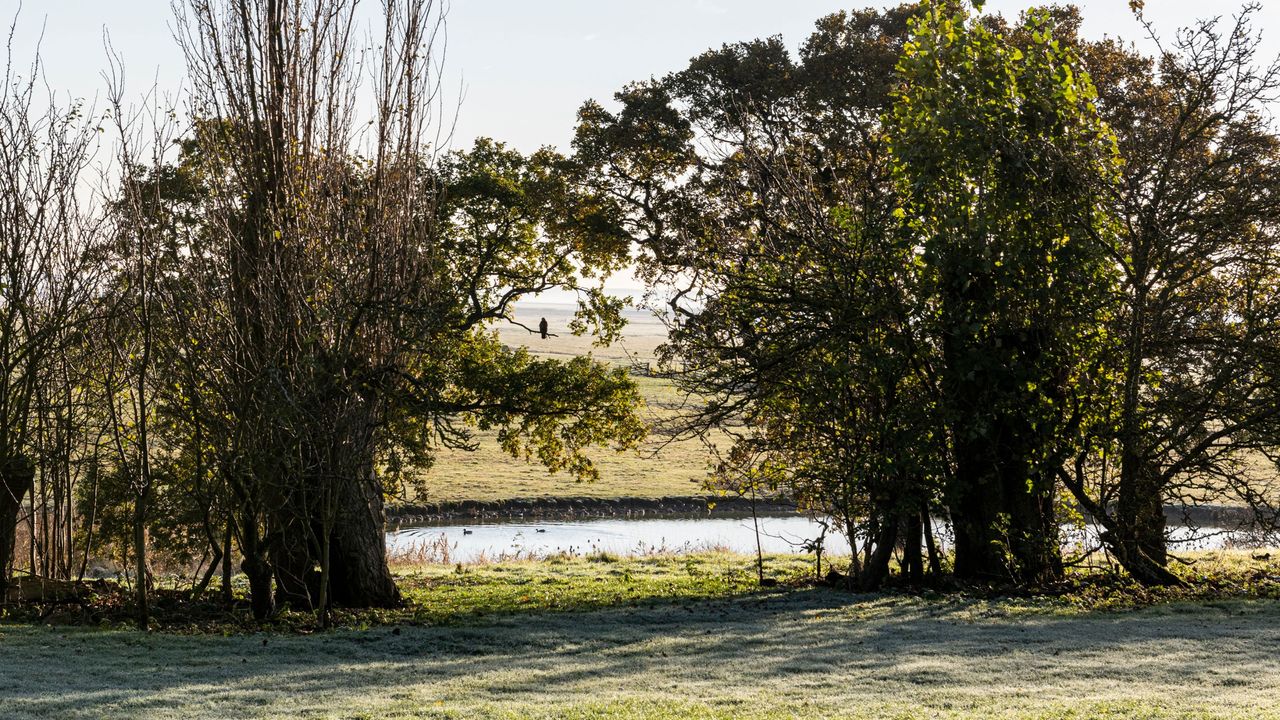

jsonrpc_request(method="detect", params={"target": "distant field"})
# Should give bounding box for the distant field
[5,551,1280,719]
[412,303,724,504]
[424,303,1280,508]
[495,301,668,366]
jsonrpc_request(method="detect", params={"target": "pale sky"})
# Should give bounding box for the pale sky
[5,1,1271,300]
[4,1,1277,155]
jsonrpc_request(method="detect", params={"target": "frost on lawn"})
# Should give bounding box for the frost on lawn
[3,588,1279,719]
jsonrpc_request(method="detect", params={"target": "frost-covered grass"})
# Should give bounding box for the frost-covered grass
[4,552,1280,719]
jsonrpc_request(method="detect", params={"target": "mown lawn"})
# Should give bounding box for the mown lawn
[3,552,1280,719]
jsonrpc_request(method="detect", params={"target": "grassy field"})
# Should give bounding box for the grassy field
[5,552,1280,719]
[413,374,721,503]
[411,303,727,504]
[418,303,1280,508]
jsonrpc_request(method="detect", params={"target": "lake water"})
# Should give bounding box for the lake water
[388,515,850,563]
[388,514,1275,564]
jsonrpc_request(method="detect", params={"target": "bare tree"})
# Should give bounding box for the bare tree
[94,46,186,628]
[0,27,103,595]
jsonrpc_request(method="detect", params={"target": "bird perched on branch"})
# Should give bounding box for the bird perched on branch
[539,317,549,339]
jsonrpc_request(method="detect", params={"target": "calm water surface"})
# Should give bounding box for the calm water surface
[388,515,1272,564]
[389,515,848,562]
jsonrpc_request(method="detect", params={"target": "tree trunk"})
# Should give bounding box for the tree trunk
[946,330,1065,586]
[947,426,1065,584]
[242,555,274,620]
[857,515,898,590]
[133,494,150,630]
[943,318,1012,582]
[923,505,942,577]
[220,519,234,605]
[317,523,332,629]
[238,522,274,620]
[1004,465,1063,585]
[191,547,221,599]
[1059,458,1182,587]
[0,456,35,594]
[327,470,400,608]
[946,450,1007,581]
[1111,537,1181,586]
[191,511,225,599]
[843,517,861,587]
[271,493,320,610]
[903,510,923,586]
[1109,281,1177,585]
[1114,452,1176,584]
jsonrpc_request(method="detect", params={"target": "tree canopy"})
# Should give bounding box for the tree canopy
[2,0,1279,628]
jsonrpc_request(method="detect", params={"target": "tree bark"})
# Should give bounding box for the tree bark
[903,510,924,586]
[220,520,234,606]
[271,488,321,610]
[1114,451,1176,584]
[922,505,942,577]
[133,494,150,630]
[1004,466,1064,585]
[945,327,1065,586]
[238,522,275,620]
[0,456,35,594]
[272,540,320,609]
[191,510,225,599]
[857,515,899,590]
[327,470,400,608]
[947,448,1007,580]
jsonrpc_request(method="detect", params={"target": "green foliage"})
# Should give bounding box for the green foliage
[886,0,1122,581]
[443,338,646,482]
[889,0,1121,460]
[351,139,649,490]
[568,5,937,586]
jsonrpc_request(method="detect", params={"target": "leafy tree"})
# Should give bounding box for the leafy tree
[888,0,1121,583]
[569,6,946,588]
[1055,3,1280,584]
[137,120,641,621]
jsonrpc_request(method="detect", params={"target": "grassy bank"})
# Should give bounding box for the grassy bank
[4,552,1280,719]
[391,552,812,626]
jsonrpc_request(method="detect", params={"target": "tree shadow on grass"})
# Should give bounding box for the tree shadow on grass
[3,590,1279,719]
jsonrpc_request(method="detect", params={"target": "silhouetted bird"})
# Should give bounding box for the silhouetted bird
[462,529,473,535]
[539,317,549,339]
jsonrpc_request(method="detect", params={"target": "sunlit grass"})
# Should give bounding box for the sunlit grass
[407,365,723,505]
[389,552,813,625]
